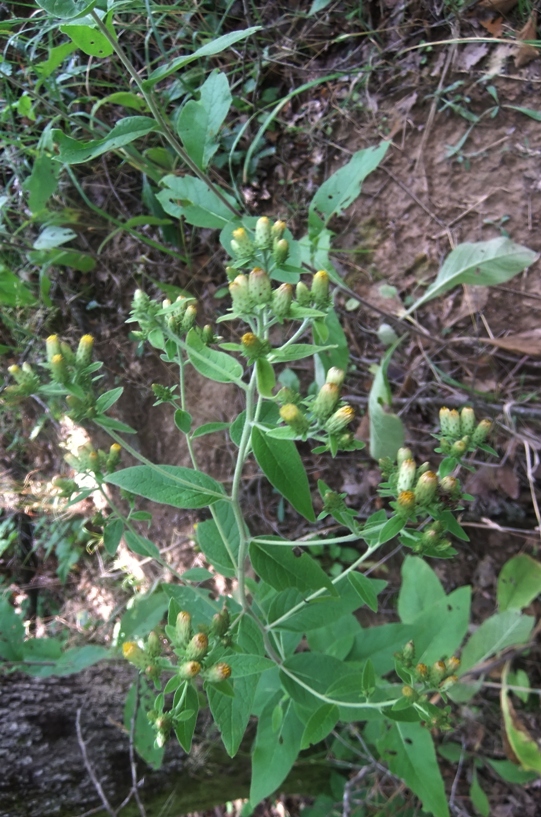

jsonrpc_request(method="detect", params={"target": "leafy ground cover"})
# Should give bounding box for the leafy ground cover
[2,1,541,816]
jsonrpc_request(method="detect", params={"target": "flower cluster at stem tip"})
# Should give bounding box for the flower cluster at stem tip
[122,607,232,748]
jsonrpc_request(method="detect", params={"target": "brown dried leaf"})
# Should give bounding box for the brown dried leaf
[482,328,541,356]
[478,0,517,12]
[515,12,539,68]
[479,16,504,37]
[458,43,490,70]
[445,285,489,328]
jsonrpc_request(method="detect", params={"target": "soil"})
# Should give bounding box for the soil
[3,2,541,815]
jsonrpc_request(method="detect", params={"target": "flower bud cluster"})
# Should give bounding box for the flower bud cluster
[162,607,232,687]
[438,406,493,457]
[384,447,465,521]
[396,640,460,696]
[4,362,41,402]
[278,367,357,452]
[230,219,290,267]
[65,442,121,477]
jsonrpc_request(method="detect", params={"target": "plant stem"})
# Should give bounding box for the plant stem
[278,664,400,711]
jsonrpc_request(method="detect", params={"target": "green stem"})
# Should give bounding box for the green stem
[266,543,381,631]
[90,11,240,218]
[278,664,400,711]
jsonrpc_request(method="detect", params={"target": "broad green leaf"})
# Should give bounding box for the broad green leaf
[174,408,192,433]
[251,427,315,521]
[33,226,76,250]
[397,556,446,623]
[301,703,339,749]
[124,530,160,559]
[118,591,168,641]
[60,21,114,57]
[124,679,164,769]
[348,571,379,612]
[195,500,240,577]
[49,645,109,675]
[312,308,349,372]
[255,357,275,397]
[486,758,539,784]
[163,583,219,624]
[250,697,304,804]
[377,721,449,817]
[208,673,259,757]
[405,237,538,315]
[368,339,405,460]
[23,154,61,213]
[177,71,231,170]
[191,421,230,439]
[156,175,238,228]
[180,567,213,582]
[37,0,97,18]
[174,683,199,752]
[95,386,123,415]
[224,653,274,678]
[91,91,147,115]
[501,667,541,774]
[309,142,389,232]
[95,416,136,434]
[307,613,361,660]
[250,541,335,595]
[145,28,261,87]
[53,117,158,164]
[269,343,338,363]
[34,41,76,78]
[309,0,334,14]
[105,464,225,509]
[470,769,490,817]
[460,610,534,673]
[26,248,96,272]
[0,265,36,306]
[0,597,25,660]
[497,554,541,611]
[230,403,279,446]
[103,518,124,556]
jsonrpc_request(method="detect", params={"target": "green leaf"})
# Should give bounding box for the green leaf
[405,237,538,315]
[269,343,338,363]
[460,610,535,673]
[397,556,446,623]
[53,117,158,164]
[470,769,490,817]
[124,678,164,769]
[174,683,199,752]
[103,518,123,556]
[185,328,244,383]
[256,357,275,397]
[23,154,61,214]
[368,339,405,460]
[377,721,449,817]
[348,571,379,612]
[181,567,213,582]
[95,387,123,415]
[174,408,192,434]
[307,613,361,659]
[157,175,237,229]
[118,591,168,641]
[208,673,259,757]
[145,28,261,87]
[191,421,230,439]
[195,500,240,577]
[27,248,96,272]
[95,416,136,434]
[250,541,336,595]
[50,645,109,675]
[124,530,160,559]
[250,696,304,805]
[501,667,541,774]
[312,308,349,371]
[0,265,36,306]
[309,142,389,232]
[177,71,231,170]
[503,105,541,121]
[497,554,541,612]
[251,427,315,521]
[224,653,274,677]
[486,758,539,784]
[163,583,219,624]
[37,0,97,19]
[60,21,114,57]
[105,464,225,509]
[300,703,339,750]
[33,226,76,250]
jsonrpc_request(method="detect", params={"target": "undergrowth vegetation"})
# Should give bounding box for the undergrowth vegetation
[1,2,541,816]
